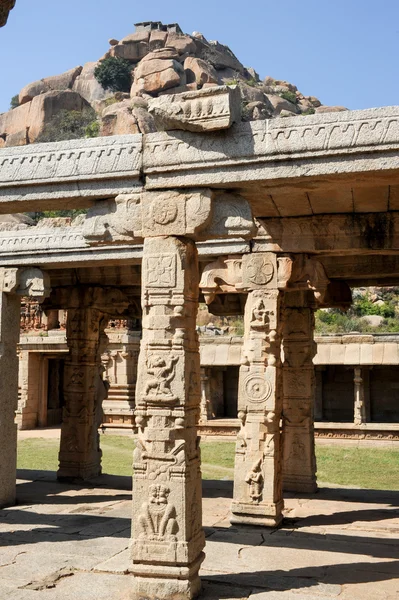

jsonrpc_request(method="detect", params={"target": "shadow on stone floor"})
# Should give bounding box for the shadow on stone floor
[285,507,399,529]
[313,485,399,506]
[201,560,399,594]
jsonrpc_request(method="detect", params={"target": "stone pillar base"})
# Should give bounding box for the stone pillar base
[283,475,317,494]
[230,500,284,527]
[131,553,204,600]
[57,457,101,481]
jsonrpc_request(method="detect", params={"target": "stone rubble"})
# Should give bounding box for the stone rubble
[0,20,347,147]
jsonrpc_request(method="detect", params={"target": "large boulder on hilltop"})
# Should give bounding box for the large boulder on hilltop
[0,90,88,147]
[100,100,139,136]
[110,30,150,62]
[72,62,113,107]
[194,38,245,73]
[165,32,197,55]
[265,94,299,116]
[19,66,83,105]
[131,52,185,96]
[184,57,218,86]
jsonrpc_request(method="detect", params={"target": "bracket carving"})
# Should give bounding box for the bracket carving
[83,189,256,244]
[0,267,51,302]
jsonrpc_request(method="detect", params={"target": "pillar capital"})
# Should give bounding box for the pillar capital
[83,189,256,244]
[0,267,51,302]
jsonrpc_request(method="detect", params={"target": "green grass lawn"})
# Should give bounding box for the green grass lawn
[17,436,399,490]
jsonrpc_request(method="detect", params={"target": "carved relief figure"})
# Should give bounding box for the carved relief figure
[250,298,271,329]
[245,458,264,503]
[137,484,178,540]
[145,354,178,398]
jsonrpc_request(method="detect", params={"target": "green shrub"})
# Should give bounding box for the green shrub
[10,94,19,109]
[85,119,100,138]
[280,90,297,105]
[301,107,316,116]
[32,209,87,223]
[94,57,132,93]
[35,107,98,143]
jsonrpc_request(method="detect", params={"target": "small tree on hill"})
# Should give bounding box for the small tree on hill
[10,94,19,109]
[94,57,132,93]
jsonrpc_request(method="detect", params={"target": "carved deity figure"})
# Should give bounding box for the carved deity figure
[245,458,264,503]
[145,354,178,398]
[137,484,178,540]
[250,299,270,329]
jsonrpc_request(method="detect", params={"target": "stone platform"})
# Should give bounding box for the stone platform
[0,472,397,599]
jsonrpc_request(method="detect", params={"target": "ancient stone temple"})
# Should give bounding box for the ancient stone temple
[2,69,399,597]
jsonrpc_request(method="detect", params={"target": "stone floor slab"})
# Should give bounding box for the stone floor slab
[0,478,397,599]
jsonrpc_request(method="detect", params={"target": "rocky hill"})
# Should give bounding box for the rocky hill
[0,21,347,148]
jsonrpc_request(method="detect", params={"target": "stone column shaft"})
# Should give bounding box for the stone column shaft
[0,291,21,507]
[354,367,366,425]
[131,236,204,600]
[231,252,284,527]
[200,367,212,421]
[58,304,108,480]
[282,291,317,494]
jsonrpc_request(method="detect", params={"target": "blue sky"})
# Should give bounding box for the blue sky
[1,0,398,114]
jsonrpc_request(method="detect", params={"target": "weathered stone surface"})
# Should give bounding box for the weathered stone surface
[141,189,212,238]
[132,58,184,95]
[45,287,129,480]
[194,38,245,73]
[0,266,49,507]
[132,235,205,599]
[166,32,197,55]
[315,105,348,113]
[282,291,317,493]
[100,100,139,136]
[83,194,143,243]
[132,106,157,133]
[110,33,149,62]
[149,29,168,50]
[140,48,180,62]
[266,94,299,115]
[72,62,113,106]
[148,85,241,132]
[19,66,83,105]
[0,90,88,145]
[231,253,284,527]
[0,134,143,209]
[184,57,218,86]
[143,106,399,190]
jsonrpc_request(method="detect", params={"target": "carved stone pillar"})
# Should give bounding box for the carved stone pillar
[282,291,317,494]
[0,268,50,507]
[314,366,324,421]
[231,253,284,527]
[354,367,366,426]
[200,367,212,421]
[58,303,109,480]
[131,236,204,600]
[0,284,20,507]
[46,286,130,481]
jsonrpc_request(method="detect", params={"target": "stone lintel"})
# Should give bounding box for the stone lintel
[143,106,399,190]
[0,135,142,212]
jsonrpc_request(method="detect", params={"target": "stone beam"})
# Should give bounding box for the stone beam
[0,135,142,213]
[3,107,399,214]
[319,254,399,283]
[255,212,399,254]
[143,107,399,190]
